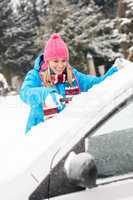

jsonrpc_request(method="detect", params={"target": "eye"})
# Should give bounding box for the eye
[61,60,66,64]
[52,60,58,63]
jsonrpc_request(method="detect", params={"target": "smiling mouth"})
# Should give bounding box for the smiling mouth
[55,67,65,74]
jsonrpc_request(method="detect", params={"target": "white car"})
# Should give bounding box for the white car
[29,67,133,200]
[1,60,133,200]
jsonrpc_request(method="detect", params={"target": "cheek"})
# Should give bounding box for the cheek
[50,64,57,71]
[63,63,66,67]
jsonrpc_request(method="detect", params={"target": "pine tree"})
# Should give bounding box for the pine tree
[4,0,39,76]
[34,0,70,53]
[116,0,133,58]
[0,0,14,76]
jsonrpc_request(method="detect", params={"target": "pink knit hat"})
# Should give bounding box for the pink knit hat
[44,33,69,62]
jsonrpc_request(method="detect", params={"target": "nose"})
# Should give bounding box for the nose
[58,61,64,68]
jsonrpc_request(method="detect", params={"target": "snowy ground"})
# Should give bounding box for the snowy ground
[0,95,29,182]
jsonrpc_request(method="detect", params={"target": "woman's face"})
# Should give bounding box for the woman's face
[48,59,67,75]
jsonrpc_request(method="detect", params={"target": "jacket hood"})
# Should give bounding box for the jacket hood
[34,54,43,71]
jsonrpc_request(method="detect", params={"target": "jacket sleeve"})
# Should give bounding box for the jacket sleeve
[20,70,56,107]
[73,66,118,92]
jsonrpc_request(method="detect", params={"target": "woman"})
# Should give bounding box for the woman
[20,33,119,134]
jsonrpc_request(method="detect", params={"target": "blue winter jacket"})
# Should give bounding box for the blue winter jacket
[20,55,118,134]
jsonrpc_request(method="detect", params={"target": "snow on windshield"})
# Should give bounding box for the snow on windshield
[0,60,133,184]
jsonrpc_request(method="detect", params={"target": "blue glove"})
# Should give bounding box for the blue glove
[50,91,66,112]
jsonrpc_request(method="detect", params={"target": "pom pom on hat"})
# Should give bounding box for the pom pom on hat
[44,33,69,62]
[52,34,60,39]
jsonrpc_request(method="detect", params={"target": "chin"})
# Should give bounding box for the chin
[56,71,63,75]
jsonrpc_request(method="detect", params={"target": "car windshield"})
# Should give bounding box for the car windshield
[89,96,133,179]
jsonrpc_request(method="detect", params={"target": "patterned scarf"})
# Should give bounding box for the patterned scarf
[50,71,67,84]
[40,66,81,117]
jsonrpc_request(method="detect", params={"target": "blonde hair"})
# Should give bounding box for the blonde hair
[41,66,73,88]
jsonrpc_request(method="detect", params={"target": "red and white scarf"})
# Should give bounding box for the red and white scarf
[40,66,80,117]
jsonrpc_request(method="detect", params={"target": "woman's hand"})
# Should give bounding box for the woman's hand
[113,58,125,70]
[113,57,132,70]
[50,91,65,112]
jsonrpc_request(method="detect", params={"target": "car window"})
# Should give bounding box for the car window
[89,96,133,179]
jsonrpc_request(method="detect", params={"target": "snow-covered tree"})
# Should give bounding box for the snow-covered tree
[0,0,14,75]
[56,0,121,71]
[4,0,40,76]
[35,0,70,52]
[116,0,133,58]
[1,0,133,81]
